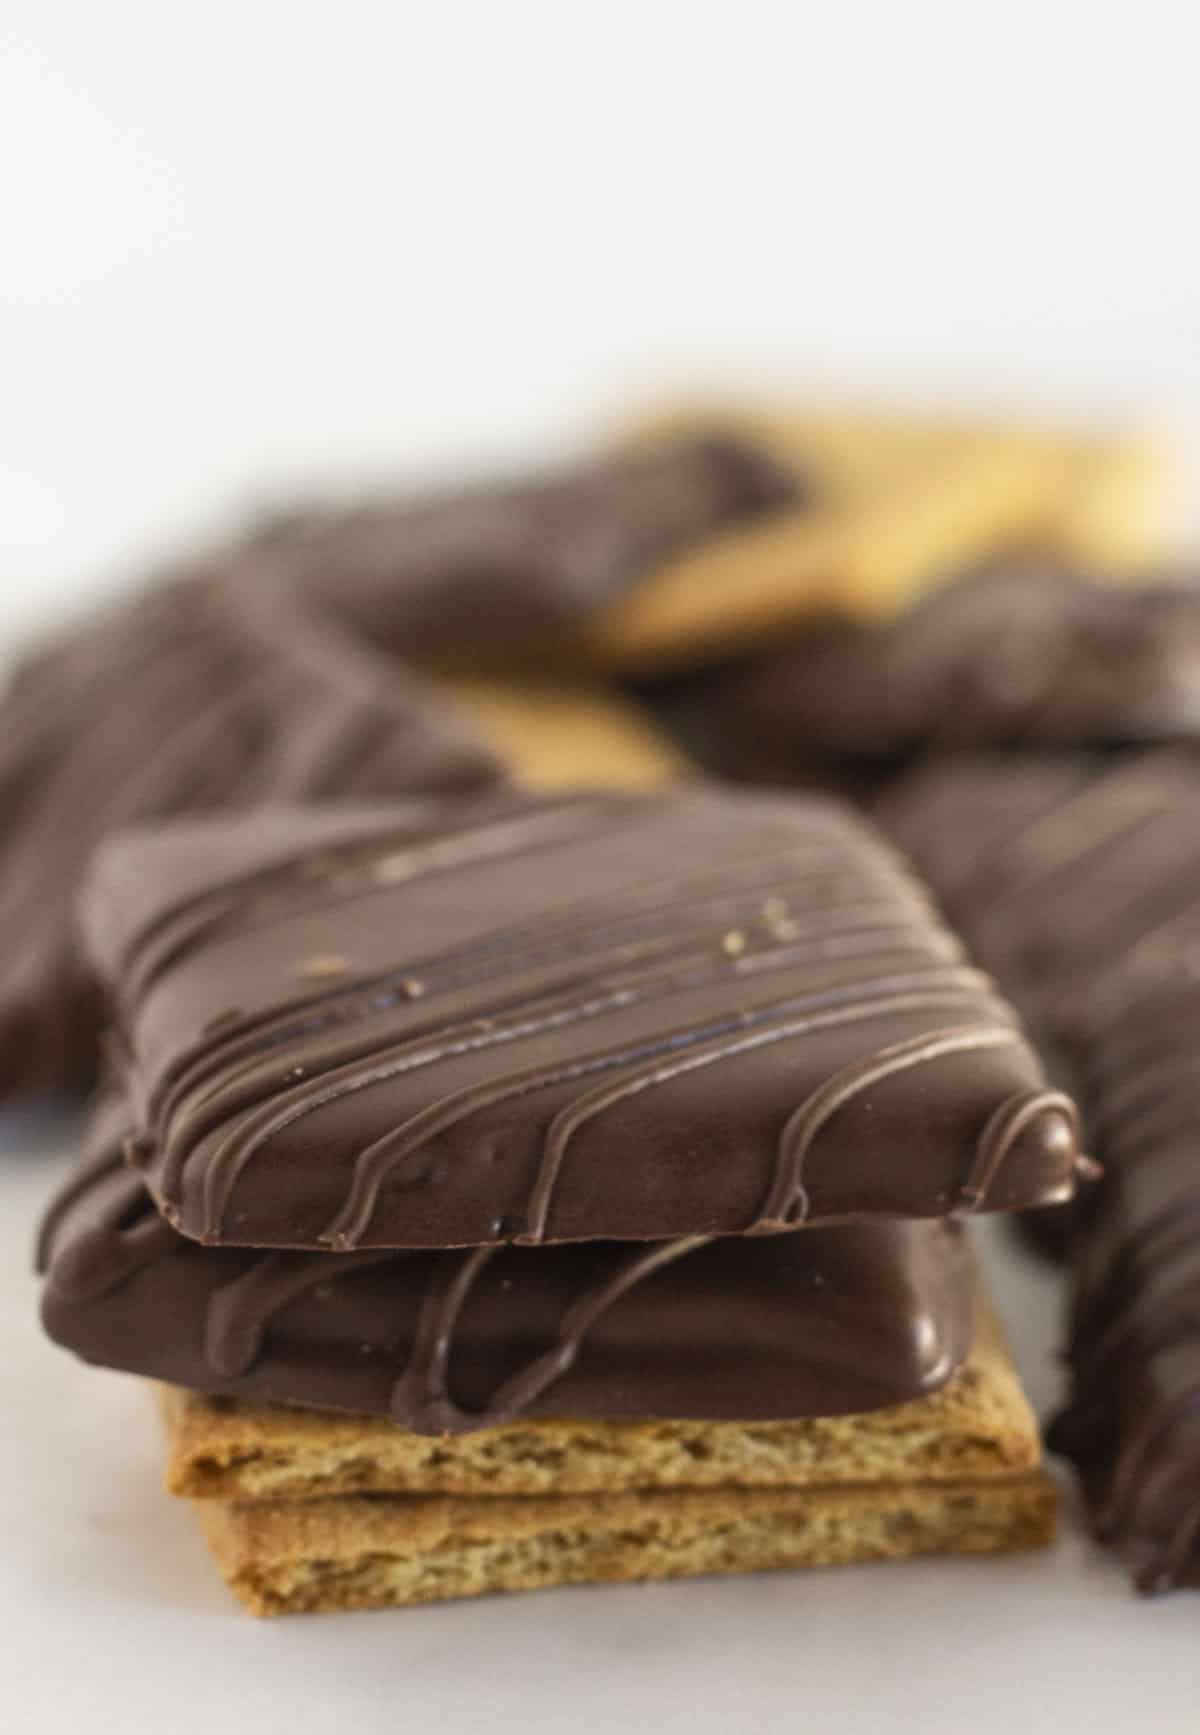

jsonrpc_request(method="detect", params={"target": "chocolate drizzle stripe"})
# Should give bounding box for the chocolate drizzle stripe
[205,1249,401,1378]
[959,1089,1081,1210]
[385,1247,496,1431]
[758,1029,1043,1231]
[382,1237,714,1432]
[478,1237,712,1421]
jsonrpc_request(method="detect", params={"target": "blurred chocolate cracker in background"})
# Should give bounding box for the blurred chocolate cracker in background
[643,566,1200,797]
[250,433,795,658]
[881,751,1200,1591]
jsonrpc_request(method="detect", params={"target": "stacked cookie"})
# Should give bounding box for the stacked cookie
[27,398,1197,1611]
[39,785,1082,1612]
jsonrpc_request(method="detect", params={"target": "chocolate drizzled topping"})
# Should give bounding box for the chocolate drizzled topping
[82,787,1079,1250]
[882,749,1200,1593]
[39,1099,974,1431]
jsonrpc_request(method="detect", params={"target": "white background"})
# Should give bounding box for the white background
[2,3,1200,1729]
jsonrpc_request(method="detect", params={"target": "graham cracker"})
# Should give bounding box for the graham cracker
[194,1471,1056,1616]
[432,671,691,786]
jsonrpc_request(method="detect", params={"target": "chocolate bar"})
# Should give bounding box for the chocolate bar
[81,788,1084,1250]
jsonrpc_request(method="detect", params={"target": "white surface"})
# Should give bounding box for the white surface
[4,1112,1198,1735]
[3,0,1200,621]
[4,3,1200,1728]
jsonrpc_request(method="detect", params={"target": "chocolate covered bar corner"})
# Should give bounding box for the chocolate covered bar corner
[40,782,1082,1613]
[881,751,1200,1593]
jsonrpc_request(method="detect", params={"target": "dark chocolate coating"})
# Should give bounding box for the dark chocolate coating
[39,1098,973,1432]
[0,435,788,1101]
[881,750,1200,1592]
[669,568,1200,788]
[1049,974,1200,1593]
[82,786,1082,1251]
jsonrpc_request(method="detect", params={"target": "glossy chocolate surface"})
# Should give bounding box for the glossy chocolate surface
[39,1097,973,1430]
[83,787,1081,1250]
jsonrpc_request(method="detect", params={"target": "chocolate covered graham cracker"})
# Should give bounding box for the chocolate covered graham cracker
[45,781,1076,1616]
[81,788,1084,1250]
[674,569,1200,793]
[1049,972,1200,1593]
[194,1473,1057,1616]
[252,433,795,658]
[882,752,1200,1591]
[546,403,1176,674]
